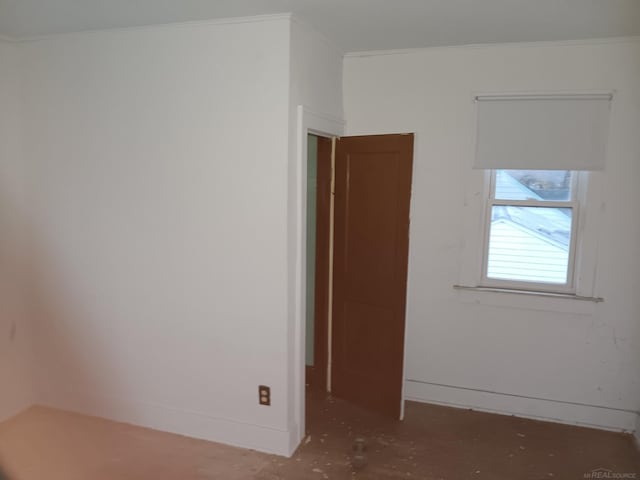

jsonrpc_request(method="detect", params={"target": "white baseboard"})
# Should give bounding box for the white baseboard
[405,380,638,432]
[39,392,295,457]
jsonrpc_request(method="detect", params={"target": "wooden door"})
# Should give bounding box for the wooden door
[332,133,414,419]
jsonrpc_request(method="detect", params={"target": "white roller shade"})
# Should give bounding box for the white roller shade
[474,94,611,170]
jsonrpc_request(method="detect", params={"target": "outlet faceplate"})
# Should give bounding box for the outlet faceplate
[259,385,271,406]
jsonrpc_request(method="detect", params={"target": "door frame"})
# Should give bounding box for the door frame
[292,106,344,451]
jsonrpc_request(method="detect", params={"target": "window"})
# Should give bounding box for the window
[463,93,611,299]
[482,169,581,292]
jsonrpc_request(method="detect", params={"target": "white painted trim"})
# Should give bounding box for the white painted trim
[405,380,638,432]
[399,132,420,422]
[475,93,613,102]
[454,285,603,303]
[38,393,292,455]
[9,13,293,43]
[293,106,344,453]
[454,285,600,315]
[345,36,640,58]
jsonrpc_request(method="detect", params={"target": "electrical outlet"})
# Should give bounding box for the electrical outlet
[259,385,271,406]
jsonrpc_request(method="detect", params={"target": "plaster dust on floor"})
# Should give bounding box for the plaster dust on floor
[0,391,638,479]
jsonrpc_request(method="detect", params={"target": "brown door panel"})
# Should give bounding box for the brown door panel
[331,134,414,419]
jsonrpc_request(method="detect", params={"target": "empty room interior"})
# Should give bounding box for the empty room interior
[1,1,640,478]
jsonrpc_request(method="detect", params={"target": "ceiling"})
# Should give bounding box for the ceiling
[1,0,639,51]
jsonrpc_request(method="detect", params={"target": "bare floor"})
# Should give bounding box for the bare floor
[1,391,638,479]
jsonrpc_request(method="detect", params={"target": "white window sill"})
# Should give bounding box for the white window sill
[453,284,602,315]
[453,284,603,302]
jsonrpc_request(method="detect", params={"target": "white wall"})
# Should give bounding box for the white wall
[20,16,296,455]
[0,39,34,421]
[287,16,344,449]
[344,38,640,431]
[10,9,636,456]
[289,18,343,121]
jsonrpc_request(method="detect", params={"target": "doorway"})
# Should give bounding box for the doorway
[305,134,331,392]
[303,131,414,420]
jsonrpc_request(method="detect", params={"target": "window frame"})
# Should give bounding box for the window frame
[479,170,583,294]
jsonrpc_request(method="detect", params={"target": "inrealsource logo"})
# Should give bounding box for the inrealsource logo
[584,469,637,479]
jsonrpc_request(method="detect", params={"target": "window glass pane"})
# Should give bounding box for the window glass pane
[487,206,572,284]
[494,170,573,201]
